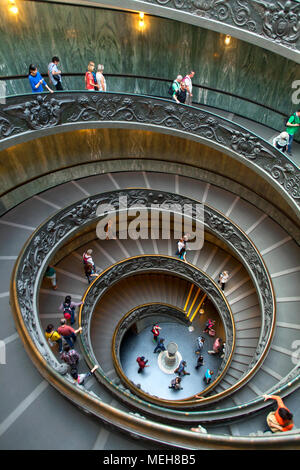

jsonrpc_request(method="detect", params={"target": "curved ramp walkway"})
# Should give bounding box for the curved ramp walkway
[0,170,299,448]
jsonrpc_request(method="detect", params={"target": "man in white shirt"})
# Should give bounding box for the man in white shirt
[48,56,63,90]
[183,71,195,105]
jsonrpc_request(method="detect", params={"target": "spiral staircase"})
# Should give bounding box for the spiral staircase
[1,0,300,452]
[0,166,299,450]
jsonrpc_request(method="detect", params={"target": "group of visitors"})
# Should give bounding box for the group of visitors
[28,57,63,93]
[85,61,107,91]
[43,258,294,433]
[169,71,195,105]
[28,57,107,94]
[44,292,100,384]
[45,319,82,353]
[27,58,300,159]
[136,321,222,391]
[272,109,300,156]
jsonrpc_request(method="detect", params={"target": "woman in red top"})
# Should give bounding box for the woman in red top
[151,324,161,342]
[263,394,294,432]
[85,62,99,91]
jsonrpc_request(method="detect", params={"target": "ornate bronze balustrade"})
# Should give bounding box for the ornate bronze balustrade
[11,188,279,413]
[0,93,299,213]
[79,260,235,405]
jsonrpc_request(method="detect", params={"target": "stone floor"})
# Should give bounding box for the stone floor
[120,320,223,400]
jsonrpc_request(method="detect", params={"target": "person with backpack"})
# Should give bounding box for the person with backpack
[59,295,83,325]
[83,249,95,268]
[45,324,63,353]
[168,75,182,102]
[285,110,300,155]
[174,81,187,104]
[48,56,63,91]
[60,344,80,368]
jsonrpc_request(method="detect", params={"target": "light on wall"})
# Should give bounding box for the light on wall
[8,0,19,14]
[224,34,231,46]
[138,12,145,30]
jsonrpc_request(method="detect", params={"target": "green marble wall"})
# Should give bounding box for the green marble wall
[0,1,299,130]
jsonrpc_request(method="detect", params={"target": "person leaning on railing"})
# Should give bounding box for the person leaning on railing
[28,64,53,94]
[263,394,294,433]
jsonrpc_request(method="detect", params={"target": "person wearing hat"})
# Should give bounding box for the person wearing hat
[272,131,289,153]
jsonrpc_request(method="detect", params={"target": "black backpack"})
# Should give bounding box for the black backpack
[284,113,295,127]
[168,83,174,96]
[63,302,74,319]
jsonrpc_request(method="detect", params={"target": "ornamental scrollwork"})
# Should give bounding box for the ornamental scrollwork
[0,115,21,139]
[79,257,234,387]
[264,162,300,200]
[0,93,299,206]
[140,0,300,49]
[254,0,300,46]
[3,95,74,130]
[13,188,278,403]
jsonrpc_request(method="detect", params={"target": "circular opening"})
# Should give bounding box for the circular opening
[119,309,225,400]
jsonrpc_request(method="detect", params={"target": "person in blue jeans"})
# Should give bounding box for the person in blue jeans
[57,319,82,348]
[153,337,166,353]
[59,295,83,326]
[28,64,53,93]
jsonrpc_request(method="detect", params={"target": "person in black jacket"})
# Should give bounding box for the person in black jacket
[174,82,187,104]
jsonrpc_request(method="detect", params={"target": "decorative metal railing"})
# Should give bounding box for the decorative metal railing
[10,186,300,447]
[12,188,276,408]
[79,259,235,405]
[0,92,299,213]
